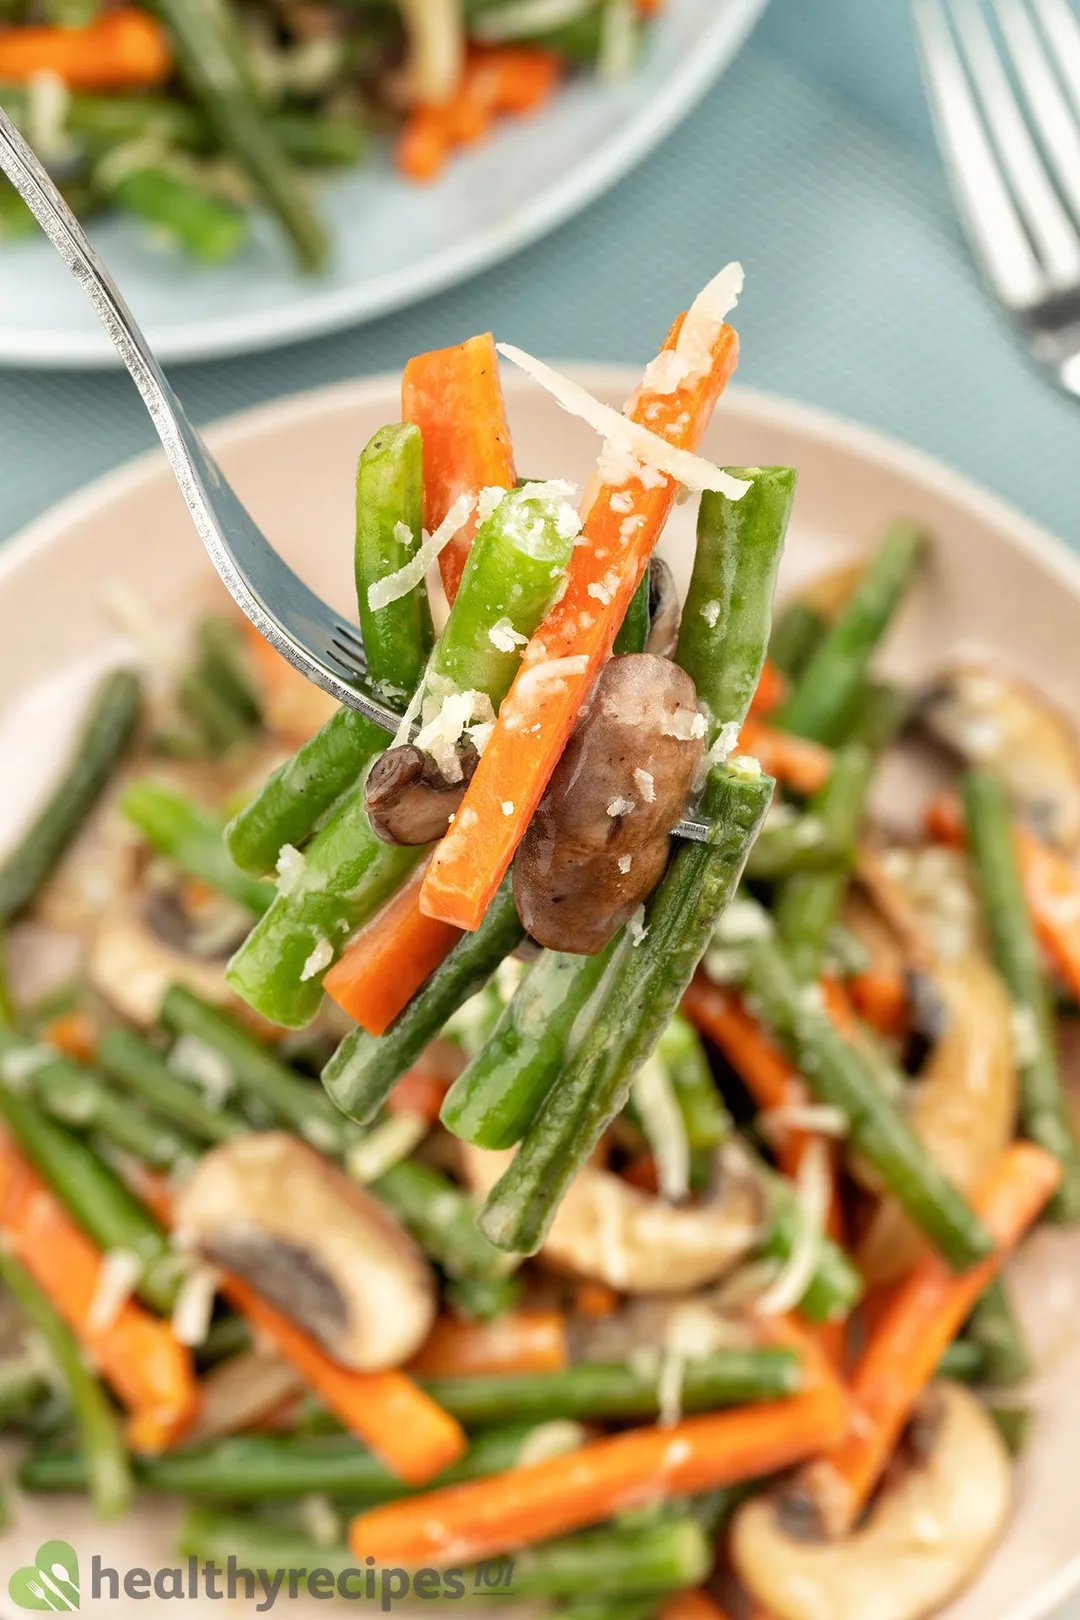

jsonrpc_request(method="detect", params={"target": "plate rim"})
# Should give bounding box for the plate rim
[0,0,768,370]
[3,373,1080,1620]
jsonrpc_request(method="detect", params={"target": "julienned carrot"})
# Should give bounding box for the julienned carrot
[801,1141,1061,1535]
[349,1327,845,1566]
[421,316,740,932]
[42,1010,97,1063]
[396,105,450,182]
[0,1135,197,1444]
[402,334,517,601]
[464,45,561,115]
[386,1063,454,1122]
[222,1274,467,1486]
[0,9,172,89]
[928,792,1080,1004]
[407,1309,568,1377]
[849,966,908,1038]
[734,721,833,797]
[659,1592,734,1620]
[575,1280,620,1318]
[748,658,787,720]
[324,863,462,1035]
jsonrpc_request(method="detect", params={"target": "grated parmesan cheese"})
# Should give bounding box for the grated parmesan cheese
[88,1250,143,1334]
[663,709,707,741]
[753,1137,830,1317]
[495,344,751,500]
[477,485,507,522]
[368,492,476,610]
[633,767,656,803]
[488,616,529,653]
[415,689,495,781]
[171,1263,221,1347]
[632,1054,689,1204]
[514,1420,586,1467]
[627,906,649,946]
[609,490,634,514]
[607,796,636,817]
[700,599,721,628]
[501,801,515,816]
[300,936,334,982]
[617,854,633,874]
[168,1035,234,1108]
[300,1494,344,1549]
[513,654,590,707]
[275,843,307,896]
[641,263,744,396]
[619,515,646,540]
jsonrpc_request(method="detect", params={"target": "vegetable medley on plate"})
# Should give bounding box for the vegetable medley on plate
[0,0,661,267]
[1,263,1079,1620]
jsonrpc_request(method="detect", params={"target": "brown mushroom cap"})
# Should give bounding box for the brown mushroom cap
[514,654,706,954]
[365,743,477,846]
[174,1132,436,1370]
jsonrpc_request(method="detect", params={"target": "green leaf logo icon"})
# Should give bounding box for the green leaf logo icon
[8,1540,80,1610]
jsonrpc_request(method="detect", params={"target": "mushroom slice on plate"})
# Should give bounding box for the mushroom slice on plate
[462,1144,761,1294]
[174,1132,436,1370]
[921,665,1080,851]
[87,892,241,1027]
[731,1382,1011,1620]
[514,654,706,955]
[857,953,1017,1289]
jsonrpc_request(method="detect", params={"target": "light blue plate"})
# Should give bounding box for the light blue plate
[0,0,767,368]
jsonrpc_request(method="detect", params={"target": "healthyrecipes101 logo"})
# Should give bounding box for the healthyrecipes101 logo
[9,1542,517,1612]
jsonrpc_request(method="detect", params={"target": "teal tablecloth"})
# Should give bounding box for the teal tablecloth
[1,0,1078,552]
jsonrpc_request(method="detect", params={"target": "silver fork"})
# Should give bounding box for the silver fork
[914,0,1080,395]
[0,107,714,842]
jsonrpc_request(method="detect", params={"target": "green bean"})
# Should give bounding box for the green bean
[774,743,874,982]
[936,1337,988,1383]
[192,616,262,731]
[445,1271,523,1321]
[612,567,651,656]
[0,925,15,1030]
[555,1602,657,1620]
[323,873,524,1125]
[267,110,367,168]
[422,1348,800,1427]
[225,705,388,877]
[177,665,253,755]
[98,1028,246,1145]
[0,669,141,924]
[426,482,577,707]
[676,469,796,736]
[0,1248,132,1520]
[963,769,1080,1220]
[161,987,352,1156]
[743,939,993,1271]
[441,940,617,1150]
[370,1158,511,1283]
[21,1045,198,1173]
[0,1068,182,1312]
[757,1162,864,1322]
[142,0,328,270]
[743,813,848,881]
[121,779,273,915]
[658,1013,730,1150]
[768,600,827,681]
[0,178,34,241]
[25,1420,561,1502]
[481,765,772,1255]
[355,423,432,701]
[107,166,248,264]
[843,679,910,751]
[0,1354,49,1428]
[965,1279,1030,1388]
[778,523,927,744]
[988,1404,1031,1456]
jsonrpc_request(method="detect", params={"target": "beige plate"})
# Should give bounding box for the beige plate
[1,373,1080,1619]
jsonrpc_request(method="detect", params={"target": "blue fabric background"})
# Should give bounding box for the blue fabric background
[1,0,1077,556]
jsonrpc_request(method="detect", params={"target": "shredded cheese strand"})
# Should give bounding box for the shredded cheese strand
[368,492,476,611]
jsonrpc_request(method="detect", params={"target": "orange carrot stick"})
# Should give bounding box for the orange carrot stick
[848,965,908,1038]
[928,791,1080,1005]
[574,1280,620,1318]
[466,45,561,114]
[386,1063,454,1123]
[421,314,740,932]
[222,1275,466,1486]
[349,1329,846,1566]
[748,658,787,720]
[0,8,172,89]
[659,1592,735,1620]
[402,334,517,601]
[734,721,833,797]
[407,1309,568,1377]
[42,1010,97,1063]
[801,1141,1061,1534]
[396,105,451,183]
[0,1137,197,1444]
[324,863,462,1035]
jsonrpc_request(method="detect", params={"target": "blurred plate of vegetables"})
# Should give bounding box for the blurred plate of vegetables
[0,0,768,366]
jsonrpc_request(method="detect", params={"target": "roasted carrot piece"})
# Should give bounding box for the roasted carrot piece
[0,1136,197,1444]
[421,314,740,931]
[222,1274,466,1485]
[396,104,451,182]
[386,1063,454,1122]
[929,790,1080,1005]
[323,863,462,1035]
[349,1328,845,1566]
[734,721,833,797]
[800,1141,1061,1534]
[0,9,171,89]
[748,658,788,719]
[659,1593,735,1620]
[848,965,908,1038]
[468,45,561,114]
[402,334,517,601]
[407,1309,568,1377]
[42,1010,97,1064]
[574,1280,620,1318]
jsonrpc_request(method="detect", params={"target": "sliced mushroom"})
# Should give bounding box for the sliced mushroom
[398,0,464,102]
[645,558,681,659]
[185,1348,303,1444]
[514,655,706,955]
[365,743,478,846]
[88,892,240,1027]
[857,953,1017,1289]
[461,1144,761,1294]
[731,1382,1011,1620]
[922,665,1080,851]
[174,1133,436,1371]
[797,560,866,619]
[857,841,981,966]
